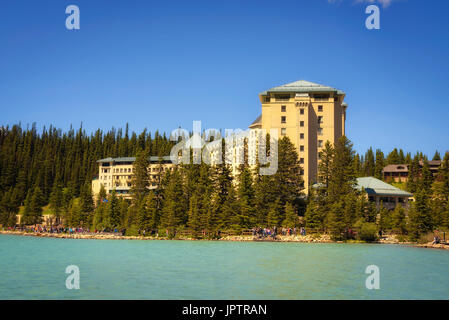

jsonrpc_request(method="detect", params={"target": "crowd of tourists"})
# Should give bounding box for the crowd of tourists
[3,225,126,236]
[251,226,307,239]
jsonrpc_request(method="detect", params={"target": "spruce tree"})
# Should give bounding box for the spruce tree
[364,147,375,176]
[273,137,304,208]
[318,141,334,191]
[374,149,385,180]
[22,187,44,225]
[107,190,121,230]
[304,189,323,231]
[408,188,433,240]
[131,149,150,204]
[267,198,283,227]
[328,200,346,240]
[218,183,238,230]
[237,166,255,227]
[0,189,19,227]
[391,205,407,234]
[160,167,186,235]
[282,202,298,228]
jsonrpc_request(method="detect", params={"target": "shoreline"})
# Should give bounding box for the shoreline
[2,230,448,250]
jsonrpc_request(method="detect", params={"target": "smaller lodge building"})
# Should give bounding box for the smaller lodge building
[382,160,442,183]
[355,177,412,210]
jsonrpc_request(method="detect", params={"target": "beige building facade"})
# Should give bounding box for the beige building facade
[250,80,347,190]
[92,80,347,198]
[92,157,174,200]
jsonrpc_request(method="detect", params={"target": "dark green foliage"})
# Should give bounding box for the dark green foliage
[282,202,298,228]
[0,123,174,213]
[1,123,447,240]
[391,205,407,234]
[374,149,385,180]
[354,219,378,242]
[0,189,20,226]
[21,187,44,225]
[160,167,186,234]
[131,149,150,204]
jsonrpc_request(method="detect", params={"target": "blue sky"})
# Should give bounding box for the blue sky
[0,0,448,157]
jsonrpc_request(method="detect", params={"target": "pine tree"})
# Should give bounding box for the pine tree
[328,200,346,240]
[406,155,421,193]
[432,151,441,161]
[267,198,283,227]
[364,147,375,176]
[220,184,239,230]
[49,180,64,224]
[107,190,121,230]
[237,166,255,227]
[420,159,433,194]
[304,189,323,231]
[391,205,407,234]
[328,136,356,201]
[80,181,94,225]
[0,189,20,227]
[160,167,186,235]
[22,187,44,225]
[378,204,391,232]
[131,149,150,204]
[273,137,304,208]
[374,149,385,180]
[282,202,298,228]
[318,141,334,191]
[253,172,276,226]
[386,148,400,164]
[188,194,202,238]
[408,188,433,240]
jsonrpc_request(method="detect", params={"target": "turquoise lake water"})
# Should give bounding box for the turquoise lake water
[0,234,448,299]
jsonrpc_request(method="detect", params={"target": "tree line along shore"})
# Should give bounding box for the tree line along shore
[0,124,448,244]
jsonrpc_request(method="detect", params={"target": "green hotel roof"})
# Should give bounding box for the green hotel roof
[260,80,345,96]
[97,156,172,163]
[355,177,413,197]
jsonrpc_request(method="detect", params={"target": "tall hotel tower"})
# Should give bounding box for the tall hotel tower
[249,80,347,190]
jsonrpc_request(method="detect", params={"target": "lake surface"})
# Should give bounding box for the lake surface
[0,234,448,299]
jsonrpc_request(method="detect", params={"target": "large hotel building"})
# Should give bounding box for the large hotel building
[92,80,347,197]
[249,80,347,190]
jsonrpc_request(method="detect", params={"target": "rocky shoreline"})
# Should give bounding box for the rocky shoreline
[1,230,448,250]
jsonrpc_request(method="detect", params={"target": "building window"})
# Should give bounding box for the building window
[281,105,286,112]
[300,145,304,152]
[318,116,323,124]
[275,94,290,101]
[300,109,304,115]
[300,133,304,139]
[314,94,329,101]
[318,128,323,135]
[300,158,304,164]
[281,128,286,135]
[318,140,323,147]
[318,105,323,112]
[281,116,286,123]
[300,121,304,127]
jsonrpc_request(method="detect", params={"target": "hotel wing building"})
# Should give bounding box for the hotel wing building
[92,80,347,198]
[249,80,347,190]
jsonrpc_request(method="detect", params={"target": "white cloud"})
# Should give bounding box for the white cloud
[355,0,393,8]
[328,0,398,8]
